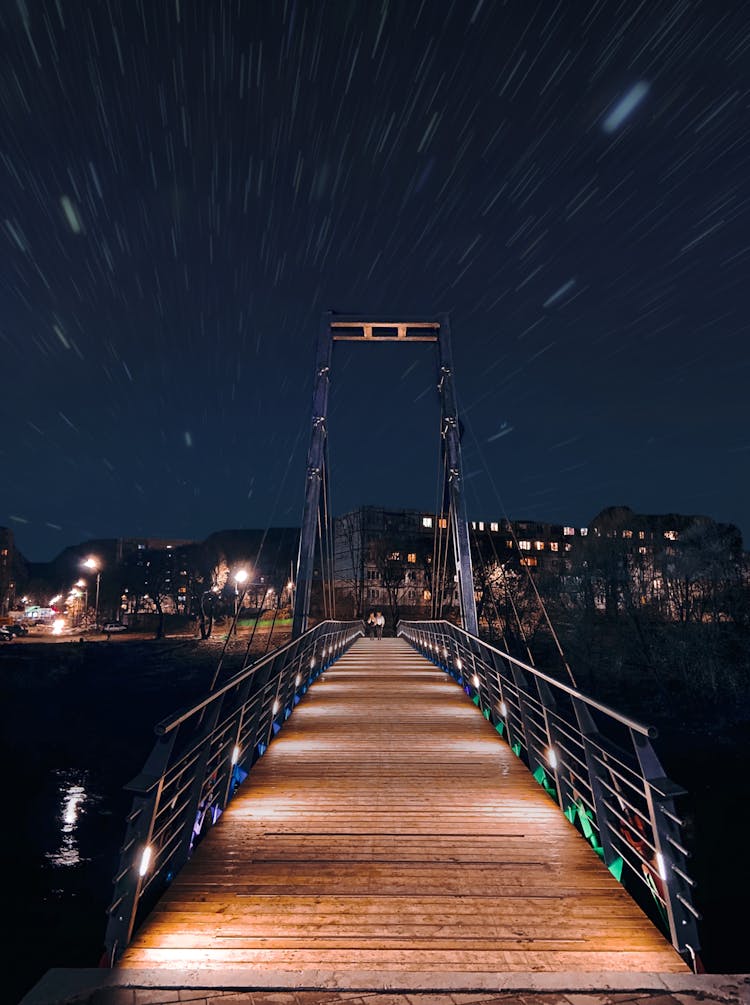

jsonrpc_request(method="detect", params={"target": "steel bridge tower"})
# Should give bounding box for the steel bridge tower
[292,312,478,638]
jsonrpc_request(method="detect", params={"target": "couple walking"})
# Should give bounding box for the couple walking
[366,610,385,638]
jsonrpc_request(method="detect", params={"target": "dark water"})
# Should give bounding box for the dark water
[2,642,749,1003]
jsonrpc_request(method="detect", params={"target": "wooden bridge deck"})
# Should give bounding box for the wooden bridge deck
[119,637,687,975]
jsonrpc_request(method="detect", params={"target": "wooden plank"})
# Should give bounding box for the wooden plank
[119,637,687,974]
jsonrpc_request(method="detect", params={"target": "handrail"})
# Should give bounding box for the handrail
[397,619,701,969]
[104,619,364,963]
[443,623,657,738]
[155,619,347,735]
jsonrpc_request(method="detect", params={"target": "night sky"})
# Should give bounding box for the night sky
[3,1,749,563]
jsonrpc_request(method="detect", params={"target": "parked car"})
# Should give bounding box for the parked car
[6,624,28,637]
[0,627,15,642]
[102,623,127,633]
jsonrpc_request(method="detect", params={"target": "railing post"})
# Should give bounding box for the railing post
[505,662,542,769]
[489,648,522,749]
[533,679,573,811]
[632,729,702,961]
[104,731,176,963]
[570,699,621,870]
[171,701,226,873]
[218,671,260,811]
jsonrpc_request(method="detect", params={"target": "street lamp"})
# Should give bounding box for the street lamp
[233,569,249,636]
[83,558,101,627]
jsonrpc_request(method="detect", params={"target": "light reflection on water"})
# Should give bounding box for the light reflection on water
[46,769,97,867]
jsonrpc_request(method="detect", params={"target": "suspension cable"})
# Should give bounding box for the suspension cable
[317,506,329,620]
[431,451,448,618]
[468,522,508,646]
[322,438,336,620]
[460,405,578,688]
[438,505,453,620]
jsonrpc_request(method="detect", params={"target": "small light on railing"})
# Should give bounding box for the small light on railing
[310,658,315,668]
[455,657,462,670]
[442,648,448,658]
[273,700,280,715]
[546,747,558,770]
[499,701,508,717]
[138,845,153,877]
[295,674,301,687]
[472,674,480,689]
[231,745,241,765]
[656,852,667,881]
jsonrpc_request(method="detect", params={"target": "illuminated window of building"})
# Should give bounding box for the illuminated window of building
[407,552,416,564]
[564,543,572,552]
[506,540,514,549]
[664,530,678,541]
[388,551,401,561]
[520,556,537,567]
[519,540,531,551]
[622,530,633,539]
[550,541,559,552]
[422,516,433,528]
[478,522,484,531]
[490,522,499,532]
[639,546,648,555]
[471,521,477,530]
[638,531,645,540]
[439,517,447,529]
[423,589,431,601]
[563,527,575,536]
[580,528,589,536]
[534,541,544,551]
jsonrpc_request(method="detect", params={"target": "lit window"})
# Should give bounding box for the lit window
[638,531,645,540]
[564,543,572,552]
[506,540,514,549]
[478,522,484,531]
[638,546,648,555]
[519,540,531,551]
[422,516,433,528]
[490,522,499,532]
[407,553,416,564]
[439,517,448,529]
[580,528,588,536]
[534,541,545,551]
[388,551,401,561]
[664,530,678,541]
[563,527,575,536]
[471,521,477,530]
[423,589,431,600]
[520,557,537,567]
[550,541,559,552]
[622,530,633,539]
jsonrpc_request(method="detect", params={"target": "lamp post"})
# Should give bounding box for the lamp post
[83,558,101,628]
[233,569,249,637]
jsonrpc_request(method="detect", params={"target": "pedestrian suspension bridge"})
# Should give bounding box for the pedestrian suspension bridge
[103,315,701,981]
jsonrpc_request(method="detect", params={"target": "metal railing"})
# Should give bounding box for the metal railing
[104,619,363,963]
[398,619,701,969]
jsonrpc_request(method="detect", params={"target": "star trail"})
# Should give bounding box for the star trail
[2,0,749,561]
